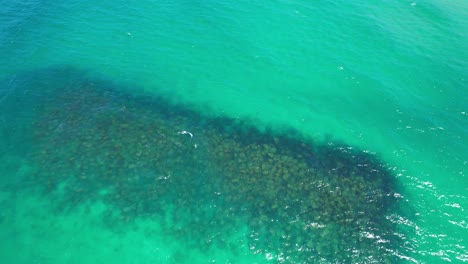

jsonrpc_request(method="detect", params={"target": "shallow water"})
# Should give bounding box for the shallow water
[1,0,467,263]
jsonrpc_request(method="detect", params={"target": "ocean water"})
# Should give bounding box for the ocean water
[0,0,466,263]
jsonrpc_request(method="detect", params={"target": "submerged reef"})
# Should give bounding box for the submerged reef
[13,68,403,263]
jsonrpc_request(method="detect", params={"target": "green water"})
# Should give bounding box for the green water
[1,0,467,263]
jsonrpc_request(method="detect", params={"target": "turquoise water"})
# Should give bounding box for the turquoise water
[1,0,467,263]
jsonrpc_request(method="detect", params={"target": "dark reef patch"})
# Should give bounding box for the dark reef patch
[2,66,406,263]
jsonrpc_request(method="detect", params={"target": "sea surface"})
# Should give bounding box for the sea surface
[0,0,467,263]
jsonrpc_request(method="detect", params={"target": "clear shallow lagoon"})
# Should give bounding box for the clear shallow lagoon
[0,1,467,263]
